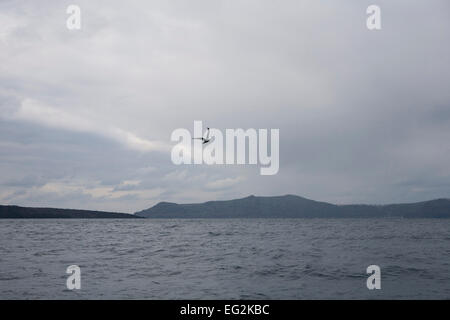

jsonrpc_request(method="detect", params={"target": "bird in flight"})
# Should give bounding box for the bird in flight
[192,127,211,144]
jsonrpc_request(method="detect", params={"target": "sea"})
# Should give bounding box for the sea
[0,218,449,299]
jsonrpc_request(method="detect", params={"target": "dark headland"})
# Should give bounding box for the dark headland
[2,195,450,218]
[0,205,138,219]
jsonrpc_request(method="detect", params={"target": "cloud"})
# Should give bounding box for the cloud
[1,177,165,212]
[0,12,26,43]
[8,98,169,153]
[206,177,244,190]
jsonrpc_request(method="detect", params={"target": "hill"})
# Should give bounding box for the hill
[135,195,450,218]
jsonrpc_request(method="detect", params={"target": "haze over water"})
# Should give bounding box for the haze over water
[1,219,449,299]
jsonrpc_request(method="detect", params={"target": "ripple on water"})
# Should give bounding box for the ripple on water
[0,218,449,299]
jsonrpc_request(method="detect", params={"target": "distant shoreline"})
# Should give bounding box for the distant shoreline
[2,194,450,219]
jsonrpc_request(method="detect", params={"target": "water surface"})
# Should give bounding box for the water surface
[1,219,449,299]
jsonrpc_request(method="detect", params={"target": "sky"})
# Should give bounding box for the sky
[1,0,450,213]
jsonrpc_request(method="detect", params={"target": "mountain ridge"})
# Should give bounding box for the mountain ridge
[135,194,450,218]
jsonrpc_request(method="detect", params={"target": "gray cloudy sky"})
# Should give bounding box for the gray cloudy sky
[1,0,450,213]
